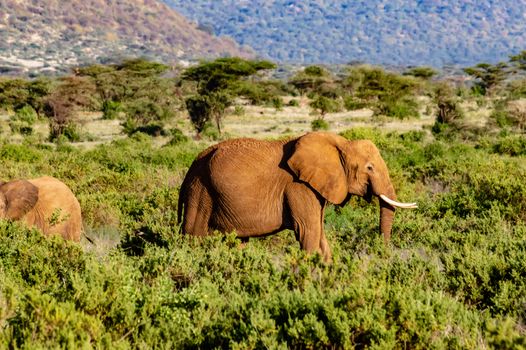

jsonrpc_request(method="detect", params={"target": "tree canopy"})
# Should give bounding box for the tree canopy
[182,57,276,135]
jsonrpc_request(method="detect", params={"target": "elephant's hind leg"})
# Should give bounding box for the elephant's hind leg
[182,181,213,237]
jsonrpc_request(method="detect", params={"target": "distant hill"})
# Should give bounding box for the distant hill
[0,0,254,76]
[163,0,526,67]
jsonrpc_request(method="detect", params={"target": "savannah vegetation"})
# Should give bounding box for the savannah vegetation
[0,53,525,348]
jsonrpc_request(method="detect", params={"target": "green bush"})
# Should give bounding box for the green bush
[233,105,245,115]
[310,95,340,116]
[132,123,168,137]
[508,79,526,99]
[311,118,330,131]
[0,127,525,347]
[287,99,299,107]
[165,128,190,146]
[344,66,420,118]
[271,96,284,110]
[343,96,368,110]
[101,100,121,120]
[13,105,37,124]
[491,135,526,156]
[0,144,41,162]
[381,96,419,119]
[61,123,81,142]
[125,98,174,127]
[9,105,38,135]
[491,108,514,128]
[200,123,221,140]
[233,80,286,106]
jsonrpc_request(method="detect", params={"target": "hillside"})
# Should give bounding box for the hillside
[0,0,254,76]
[163,0,526,67]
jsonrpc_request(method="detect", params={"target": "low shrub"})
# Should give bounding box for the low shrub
[492,135,526,156]
[9,105,38,135]
[287,99,299,107]
[380,96,419,119]
[311,118,329,131]
[0,127,525,347]
[343,96,368,111]
[101,100,121,120]
[165,128,190,146]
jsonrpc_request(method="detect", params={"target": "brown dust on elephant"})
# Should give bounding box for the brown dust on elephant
[0,176,82,242]
[178,132,416,262]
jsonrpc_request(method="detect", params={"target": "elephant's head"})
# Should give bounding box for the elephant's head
[287,132,416,242]
[0,180,39,220]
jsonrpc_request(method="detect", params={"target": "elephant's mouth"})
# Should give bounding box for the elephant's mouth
[364,183,373,203]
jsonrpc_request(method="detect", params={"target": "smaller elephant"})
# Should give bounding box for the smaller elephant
[0,176,82,241]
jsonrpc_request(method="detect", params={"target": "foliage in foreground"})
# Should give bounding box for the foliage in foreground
[0,129,525,348]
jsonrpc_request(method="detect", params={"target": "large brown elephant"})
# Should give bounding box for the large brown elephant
[0,176,82,241]
[178,132,416,262]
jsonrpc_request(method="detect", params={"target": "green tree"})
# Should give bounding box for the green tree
[403,66,437,80]
[0,78,50,115]
[344,66,420,118]
[431,82,464,136]
[289,65,333,95]
[509,50,526,71]
[26,78,52,117]
[76,59,171,105]
[463,62,508,95]
[76,59,179,135]
[0,78,29,111]
[185,92,229,135]
[182,57,275,136]
[309,95,339,118]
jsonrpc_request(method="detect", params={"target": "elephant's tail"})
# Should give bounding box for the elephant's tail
[81,222,96,245]
[83,231,96,245]
[177,187,185,231]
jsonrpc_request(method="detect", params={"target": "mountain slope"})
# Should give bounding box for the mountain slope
[0,0,254,75]
[163,0,526,67]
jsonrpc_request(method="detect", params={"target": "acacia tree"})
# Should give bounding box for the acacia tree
[510,50,526,71]
[289,65,333,95]
[76,59,180,134]
[344,66,420,119]
[182,57,275,137]
[0,78,50,116]
[403,66,437,80]
[463,62,508,95]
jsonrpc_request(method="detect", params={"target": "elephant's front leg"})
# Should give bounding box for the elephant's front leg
[285,183,331,262]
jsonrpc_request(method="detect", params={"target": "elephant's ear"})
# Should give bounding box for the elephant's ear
[0,180,39,219]
[287,133,348,204]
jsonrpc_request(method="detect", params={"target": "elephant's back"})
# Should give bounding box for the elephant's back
[210,139,287,178]
[29,176,82,241]
[196,137,285,160]
[29,176,79,205]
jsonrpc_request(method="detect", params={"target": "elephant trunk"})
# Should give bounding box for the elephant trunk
[375,184,417,243]
[379,196,396,243]
[377,182,396,242]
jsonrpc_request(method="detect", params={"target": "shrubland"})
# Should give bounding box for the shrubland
[0,55,525,348]
[0,124,525,348]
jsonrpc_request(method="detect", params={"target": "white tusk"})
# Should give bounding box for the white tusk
[380,194,418,209]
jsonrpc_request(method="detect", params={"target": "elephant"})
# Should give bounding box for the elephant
[178,132,416,262]
[0,176,82,242]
